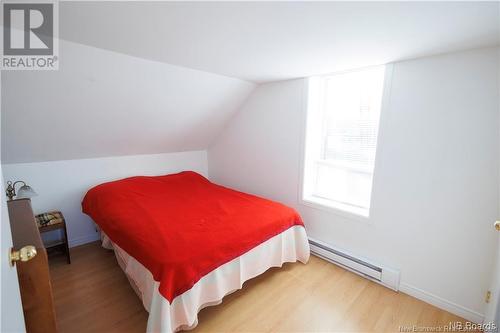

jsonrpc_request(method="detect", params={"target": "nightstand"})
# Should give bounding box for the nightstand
[36,211,71,264]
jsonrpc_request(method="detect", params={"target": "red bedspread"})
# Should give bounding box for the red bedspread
[82,171,304,302]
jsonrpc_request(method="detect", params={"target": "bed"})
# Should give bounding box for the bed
[82,171,310,332]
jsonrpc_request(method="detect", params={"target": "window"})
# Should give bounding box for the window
[302,66,387,218]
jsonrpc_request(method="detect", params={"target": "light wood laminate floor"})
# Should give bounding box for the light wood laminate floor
[49,242,472,333]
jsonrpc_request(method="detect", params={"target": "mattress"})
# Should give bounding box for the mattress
[82,171,306,303]
[101,225,310,332]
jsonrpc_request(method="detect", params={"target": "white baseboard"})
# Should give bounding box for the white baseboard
[69,232,100,248]
[399,282,484,324]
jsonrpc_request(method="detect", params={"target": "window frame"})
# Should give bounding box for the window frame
[299,64,394,222]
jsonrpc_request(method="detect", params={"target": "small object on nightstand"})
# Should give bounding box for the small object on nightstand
[35,211,71,264]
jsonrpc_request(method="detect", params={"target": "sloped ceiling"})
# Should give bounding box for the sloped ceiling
[1,40,255,163]
[59,1,500,83]
[2,1,499,163]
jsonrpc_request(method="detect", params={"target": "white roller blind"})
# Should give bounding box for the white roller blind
[322,67,385,170]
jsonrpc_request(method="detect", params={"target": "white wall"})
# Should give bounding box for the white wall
[1,39,255,164]
[2,151,208,247]
[208,47,500,321]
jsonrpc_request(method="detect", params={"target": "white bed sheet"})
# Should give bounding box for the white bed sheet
[101,225,310,333]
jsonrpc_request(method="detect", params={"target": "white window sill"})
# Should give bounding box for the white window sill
[301,195,371,223]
